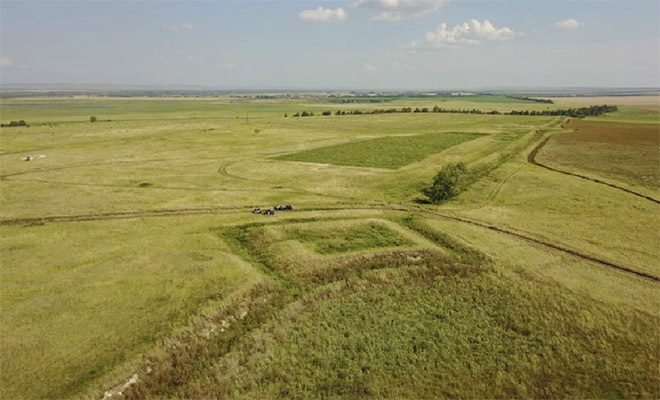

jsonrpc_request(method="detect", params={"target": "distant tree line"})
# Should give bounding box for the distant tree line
[505,96,554,104]
[287,104,617,119]
[508,105,617,117]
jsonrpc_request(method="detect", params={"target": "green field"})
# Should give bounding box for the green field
[1,95,658,399]
[276,131,483,169]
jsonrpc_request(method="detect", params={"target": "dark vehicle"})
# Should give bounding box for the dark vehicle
[252,208,262,214]
[265,209,276,215]
[285,204,294,210]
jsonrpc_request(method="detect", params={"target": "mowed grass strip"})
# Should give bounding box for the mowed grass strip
[275,131,484,169]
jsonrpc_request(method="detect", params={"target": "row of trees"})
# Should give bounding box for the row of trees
[286,104,617,119]
[505,96,554,104]
[508,105,618,117]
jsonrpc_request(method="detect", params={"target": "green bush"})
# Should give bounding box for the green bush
[423,162,468,203]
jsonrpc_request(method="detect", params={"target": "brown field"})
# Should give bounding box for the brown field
[546,95,660,112]
[559,119,659,144]
[536,119,660,189]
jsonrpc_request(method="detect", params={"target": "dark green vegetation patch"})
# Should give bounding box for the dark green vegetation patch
[287,222,411,255]
[275,132,483,169]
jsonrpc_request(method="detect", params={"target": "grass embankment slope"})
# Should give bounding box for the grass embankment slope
[1,95,658,399]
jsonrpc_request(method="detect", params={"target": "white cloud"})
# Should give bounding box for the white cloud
[350,0,447,21]
[390,61,417,71]
[1,56,13,67]
[299,7,347,23]
[217,63,238,70]
[361,63,378,72]
[556,18,584,30]
[162,23,194,32]
[409,19,521,49]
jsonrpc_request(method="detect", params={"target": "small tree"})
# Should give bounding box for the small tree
[284,113,288,118]
[423,163,468,203]
[90,116,97,122]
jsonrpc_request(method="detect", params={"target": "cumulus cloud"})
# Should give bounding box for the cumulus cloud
[162,23,194,32]
[361,63,378,72]
[556,18,584,30]
[350,0,447,21]
[299,7,347,22]
[1,56,13,67]
[409,19,521,49]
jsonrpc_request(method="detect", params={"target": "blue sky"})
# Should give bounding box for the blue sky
[1,0,658,89]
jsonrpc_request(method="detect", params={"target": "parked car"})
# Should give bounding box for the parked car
[252,208,262,214]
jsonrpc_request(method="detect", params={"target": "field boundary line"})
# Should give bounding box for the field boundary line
[527,137,660,204]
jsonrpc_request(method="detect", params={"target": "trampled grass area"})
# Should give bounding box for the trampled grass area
[286,222,411,254]
[275,131,484,169]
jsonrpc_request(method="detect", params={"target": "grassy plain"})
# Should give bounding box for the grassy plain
[1,95,658,399]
